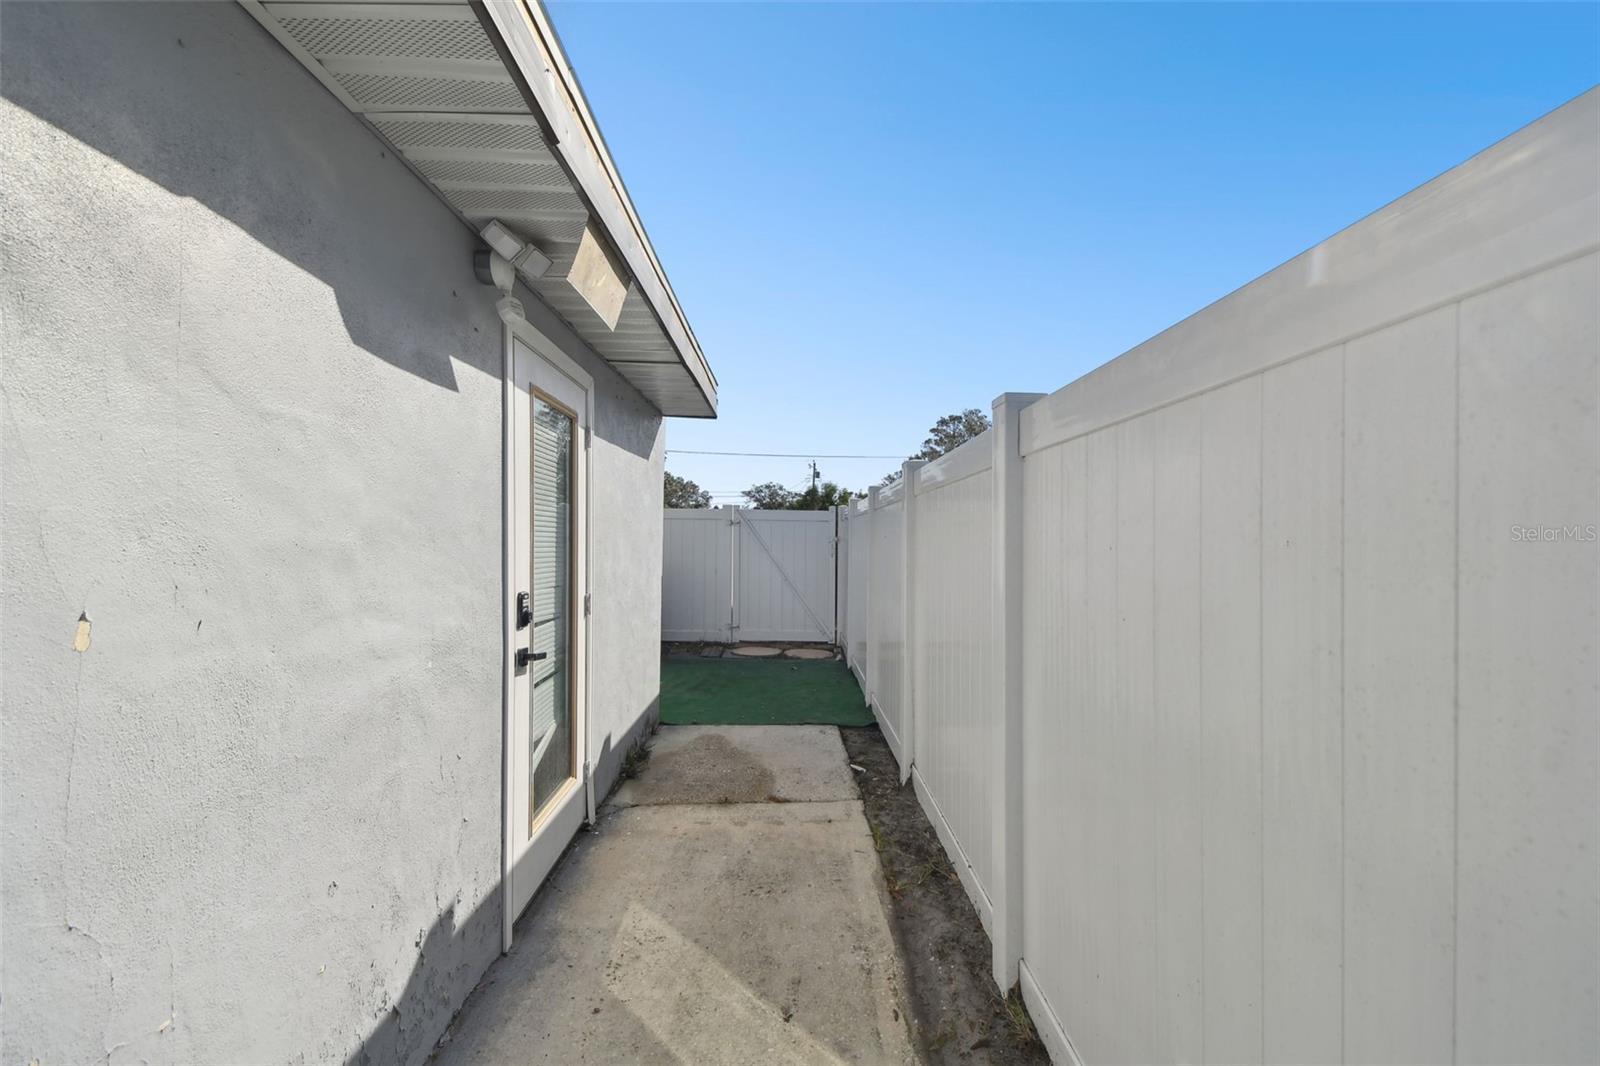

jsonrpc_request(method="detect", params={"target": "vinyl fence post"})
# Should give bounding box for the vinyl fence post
[727,506,741,643]
[900,459,927,785]
[990,391,1044,991]
[865,486,881,710]
[833,505,846,650]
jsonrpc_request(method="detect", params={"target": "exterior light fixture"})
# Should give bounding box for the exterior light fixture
[474,220,544,327]
[478,219,552,279]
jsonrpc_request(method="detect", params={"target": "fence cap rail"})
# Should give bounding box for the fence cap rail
[1021,88,1600,457]
[916,429,994,493]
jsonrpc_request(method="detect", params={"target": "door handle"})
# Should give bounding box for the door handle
[516,647,548,669]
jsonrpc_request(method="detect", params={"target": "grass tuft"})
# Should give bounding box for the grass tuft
[619,737,651,780]
[996,984,1041,1047]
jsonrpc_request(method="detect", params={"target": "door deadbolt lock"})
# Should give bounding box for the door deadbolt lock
[516,647,548,669]
[517,592,532,629]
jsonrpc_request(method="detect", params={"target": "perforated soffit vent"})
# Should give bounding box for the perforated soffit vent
[244,0,714,417]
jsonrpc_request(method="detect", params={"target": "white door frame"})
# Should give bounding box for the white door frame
[501,317,594,953]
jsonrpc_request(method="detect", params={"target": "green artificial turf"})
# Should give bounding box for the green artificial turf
[660,656,874,726]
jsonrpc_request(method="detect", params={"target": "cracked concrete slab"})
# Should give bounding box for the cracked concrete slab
[610,725,859,807]
[434,727,914,1066]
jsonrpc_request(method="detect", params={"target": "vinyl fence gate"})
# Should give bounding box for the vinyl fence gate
[662,508,839,643]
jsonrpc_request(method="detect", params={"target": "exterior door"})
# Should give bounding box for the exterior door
[506,334,589,937]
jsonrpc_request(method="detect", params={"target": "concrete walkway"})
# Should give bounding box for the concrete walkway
[434,726,916,1065]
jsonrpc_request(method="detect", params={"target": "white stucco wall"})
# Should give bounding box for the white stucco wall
[0,3,664,1063]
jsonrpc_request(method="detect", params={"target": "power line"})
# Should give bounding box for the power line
[666,449,904,459]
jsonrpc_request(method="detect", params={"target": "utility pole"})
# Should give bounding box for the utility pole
[809,460,820,491]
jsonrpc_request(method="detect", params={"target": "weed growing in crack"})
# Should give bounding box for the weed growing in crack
[619,737,651,780]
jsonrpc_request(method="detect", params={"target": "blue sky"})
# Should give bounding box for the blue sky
[547,1,1599,502]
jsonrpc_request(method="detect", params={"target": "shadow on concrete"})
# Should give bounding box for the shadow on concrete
[428,717,913,1066]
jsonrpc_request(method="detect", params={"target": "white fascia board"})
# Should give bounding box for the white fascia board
[476,0,718,416]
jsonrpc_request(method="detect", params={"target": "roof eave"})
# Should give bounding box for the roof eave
[474,0,718,417]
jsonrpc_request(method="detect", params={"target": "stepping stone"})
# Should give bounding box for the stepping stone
[731,645,781,657]
[784,647,833,660]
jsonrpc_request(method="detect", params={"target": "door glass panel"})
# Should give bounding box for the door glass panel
[529,395,574,829]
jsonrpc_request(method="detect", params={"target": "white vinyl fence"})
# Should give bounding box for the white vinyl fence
[840,92,1598,1066]
[662,507,838,643]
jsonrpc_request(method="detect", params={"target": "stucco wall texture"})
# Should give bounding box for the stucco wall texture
[1,4,665,1063]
